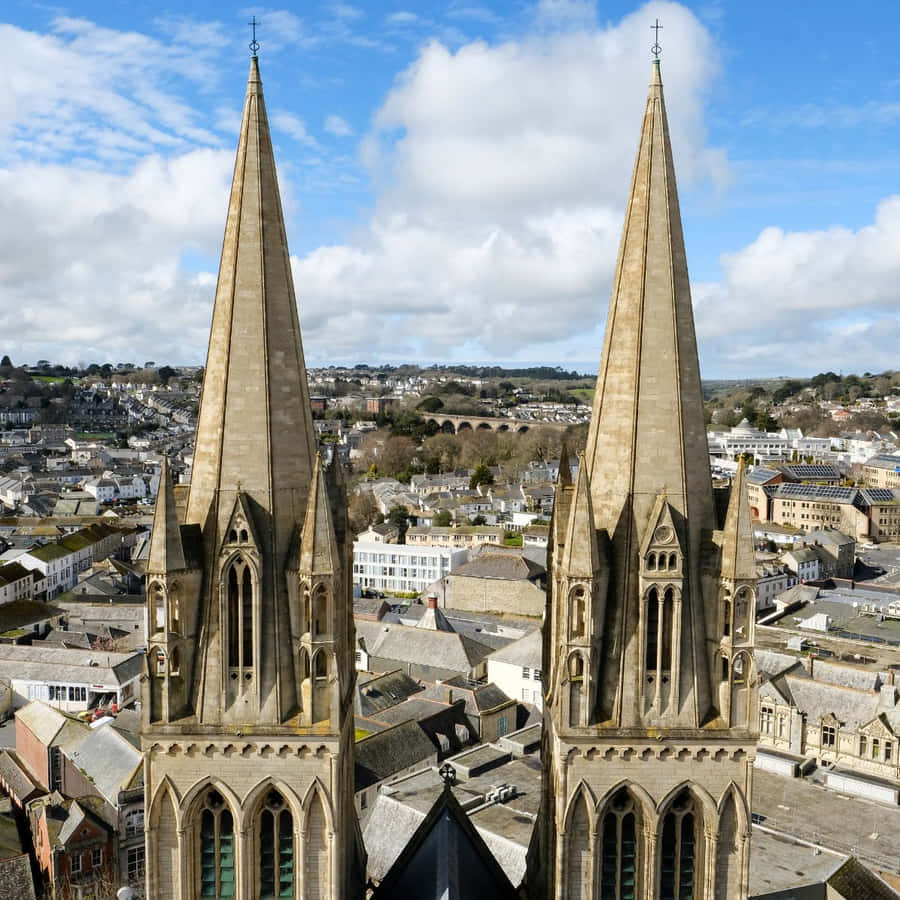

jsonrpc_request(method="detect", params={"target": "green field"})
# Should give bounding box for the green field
[76,432,116,441]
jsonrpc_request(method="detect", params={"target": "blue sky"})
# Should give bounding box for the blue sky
[1,1,899,377]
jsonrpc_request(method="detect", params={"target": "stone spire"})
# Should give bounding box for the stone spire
[720,461,756,582]
[584,58,714,540]
[559,453,600,578]
[187,55,316,551]
[583,58,716,727]
[299,454,340,576]
[147,457,185,574]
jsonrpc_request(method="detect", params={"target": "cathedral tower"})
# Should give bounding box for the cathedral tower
[142,56,363,899]
[529,59,757,899]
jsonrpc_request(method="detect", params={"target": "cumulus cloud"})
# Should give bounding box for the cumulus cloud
[0,149,233,365]
[693,196,900,375]
[292,1,726,366]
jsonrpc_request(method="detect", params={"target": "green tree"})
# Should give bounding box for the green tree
[471,514,487,525]
[470,464,494,490]
[416,396,444,413]
[388,505,410,543]
[433,509,452,527]
[0,355,11,368]
[158,365,176,385]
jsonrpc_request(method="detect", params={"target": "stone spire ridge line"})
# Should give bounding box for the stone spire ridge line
[720,459,756,582]
[186,54,316,549]
[147,457,185,573]
[299,452,340,576]
[583,56,714,537]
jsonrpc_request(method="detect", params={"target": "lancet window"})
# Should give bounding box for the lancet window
[198,790,235,898]
[259,790,294,899]
[599,789,638,899]
[569,585,586,639]
[660,791,697,900]
[226,557,254,670]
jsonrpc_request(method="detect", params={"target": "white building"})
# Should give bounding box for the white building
[0,645,143,713]
[352,541,468,594]
[707,419,790,461]
[0,561,33,604]
[17,543,78,598]
[486,629,543,709]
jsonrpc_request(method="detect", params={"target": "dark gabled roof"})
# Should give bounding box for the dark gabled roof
[371,781,519,900]
[826,856,900,899]
[356,670,424,717]
[864,454,900,471]
[355,720,436,791]
[747,467,781,486]
[0,600,62,634]
[451,554,545,581]
[0,562,31,586]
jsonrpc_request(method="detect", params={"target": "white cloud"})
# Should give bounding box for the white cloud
[324,114,353,137]
[0,148,234,365]
[291,1,727,366]
[272,112,321,148]
[692,196,900,375]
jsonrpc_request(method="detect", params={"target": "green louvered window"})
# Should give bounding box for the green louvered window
[199,791,235,898]
[660,791,696,900]
[259,790,294,899]
[599,790,638,900]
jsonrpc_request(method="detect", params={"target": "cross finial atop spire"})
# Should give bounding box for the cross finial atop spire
[651,18,662,59]
[249,15,260,57]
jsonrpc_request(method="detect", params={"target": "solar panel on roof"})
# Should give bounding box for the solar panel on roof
[775,483,857,501]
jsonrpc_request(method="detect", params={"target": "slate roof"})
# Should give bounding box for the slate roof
[63,722,143,804]
[355,720,437,791]
[0,645,142,687]
[0,750,42,804]
[747,467,781,486]
[486,629,542,669]
[0,600,62,633]
[360,621,493,675]
[0,562,31,586]
[826,856,900,899]
[15,701,84,748]
[864,454,900,471]
[356,670,424,717]
[450,554,545,581]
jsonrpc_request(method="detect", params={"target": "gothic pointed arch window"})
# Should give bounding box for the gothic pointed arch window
[660,789,699,900]
[151,582,165,632]
[644,587,659,675]
[733,587,753,640]
[647,553,657,571]
[169,583,181,634]
[568,652,584,728]
[660,588,674,674]
[225,556,255,670]
[314,650,328,682]
[722,594,732,638]
[258,789,294,899]
[730,652,752,727]
[197,789,235,898]
[311,584,327,637]
[569,585,586,639]
[599,788,640,899]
